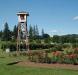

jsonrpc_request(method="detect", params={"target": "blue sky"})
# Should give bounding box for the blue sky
[0,0,78,36]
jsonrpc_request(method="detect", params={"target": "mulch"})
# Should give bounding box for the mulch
[17,61,78,70]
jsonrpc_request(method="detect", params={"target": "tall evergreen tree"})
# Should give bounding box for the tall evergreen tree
[42,28,44,36]
[33,25,36,37]
[0,30,2,40]
[35,25,39,36]
[13,25,17,40]
[29,25,33,39]
[3,22,11,41]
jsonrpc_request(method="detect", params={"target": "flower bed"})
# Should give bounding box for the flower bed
[27,48,78,65]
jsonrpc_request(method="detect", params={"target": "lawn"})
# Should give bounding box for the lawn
[0,51,78,75]
[0,63,78,75]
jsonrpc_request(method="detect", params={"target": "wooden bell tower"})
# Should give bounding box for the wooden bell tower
[17,11,29,52]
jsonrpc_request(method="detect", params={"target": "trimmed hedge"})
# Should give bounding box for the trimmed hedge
[29,44,55,50]
[1,42,16,51]
[1,42,56,51]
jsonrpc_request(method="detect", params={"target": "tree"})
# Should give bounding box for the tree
[0,30,2,40]
[35,25,39,36]
[33,25,39,39]
[42,28,44,36]
[29,25,33,39]
[52,35,60,43]
[3,22,11,41]
[43,34,50,39]
[13,25,17,40]
[33,25,36,37]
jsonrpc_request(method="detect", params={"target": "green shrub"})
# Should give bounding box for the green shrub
[62,43,71,49]
[1,42,16,51]
[62,54,78,64]
[27,51,51,63]
[72,43,78,48]
[29,43,55,50]
[74,48,78,54]
[50,44,63,52]
[51,51,63,63]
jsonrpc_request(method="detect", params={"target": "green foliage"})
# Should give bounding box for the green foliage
[29,44,54,50]
[29,25,33,39]
[2,22,11,41]
[13,25,17,40]
[0,22,17,41]
[49,44,63,52]
[32,25,39,38]
[41,28,44,36]
[0,30,2,39]
[53,35,60,43]
[44,38,50,44]
[42,34,50,39]
[74,48,78,54]
[62,43,71,49]
[1,41,16,51]
[28,51,51,63]
[27,47,78,65]
[1,41,55,51]
[52,34,78,44]
[62,54,78,64]
[35,25,39,36]
[72,43,78,48]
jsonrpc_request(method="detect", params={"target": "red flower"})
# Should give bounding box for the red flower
[67,54,77,59]
[52,51,62,56]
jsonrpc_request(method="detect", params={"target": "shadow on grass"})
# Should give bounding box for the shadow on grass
[7,61,22,65]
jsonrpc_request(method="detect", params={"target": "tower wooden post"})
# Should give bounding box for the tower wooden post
[16,11,29,53]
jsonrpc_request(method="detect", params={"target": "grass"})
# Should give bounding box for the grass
[0,50,78,75]
[0,64,78,75]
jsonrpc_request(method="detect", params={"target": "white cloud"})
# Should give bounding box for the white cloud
[50,30,58,33]
[73,16,78,20]
[49,30,58,37]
